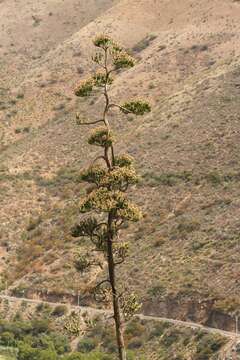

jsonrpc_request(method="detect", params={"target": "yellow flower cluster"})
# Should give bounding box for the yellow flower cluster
[74,78,93,97]
[88,127,114,147]
[93,71,113,87]
[100,166,139,188]
[80,188,142,221]
[115,154,134,168]
[113,52,135,69]
[121,100,151,115]
[81,165,107,185]
[93,34,113,49]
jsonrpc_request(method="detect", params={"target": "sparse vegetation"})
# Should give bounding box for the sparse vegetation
[51,305,68,317]
[1,1,240,359]
[132,34,157,53]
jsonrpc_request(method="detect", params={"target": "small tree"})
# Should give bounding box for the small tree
[71,35,151,360]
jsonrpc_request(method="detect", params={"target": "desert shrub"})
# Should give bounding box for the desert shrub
[56,167,82,184]
[191,44,208,52]
[196,334,224,359]
[31,319,50,336]
[102,338,116,353]
[191,240,206,252]
[153,238,165,247]
[176,218,200,234]
[36,302,52,314]
[205,172,222,185]
[51,305,67,317]
[16,92,24,99]
[78,338,97,353]
[18,342,38,360]
[32,332,70,355]
[132,34,157,53]
[99,327,116,353]
[143,171,192,187]
[2,320,32,339]
[62,352,114,360]
[214,297,240,313]
[26,216,42,231]
[49,332,70,354]
[127,338,143,350]
[125,320,145,338]
[148,322,170,339]
[161,328,182,347]
[52,103,66,111]
[126,351,136,360]
[13,312,23,321]
[18,343,58,360]
[147,284,166,298]
[0,331,16,346]
[37,349,58,360]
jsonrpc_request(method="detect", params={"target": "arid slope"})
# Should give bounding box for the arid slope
[0,0,240,330]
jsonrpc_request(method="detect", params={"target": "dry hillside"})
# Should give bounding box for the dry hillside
[0,0,240,331]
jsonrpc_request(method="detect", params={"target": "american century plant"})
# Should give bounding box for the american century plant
[71,35,151,360]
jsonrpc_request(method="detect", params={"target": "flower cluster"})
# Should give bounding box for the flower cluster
[81,162,138,189]
[64,313,83,336]
[121,100,151,115]
[115,154,134,168]
[113,242,129,261]
[74,79,93,97]
[75,72,114,97]
[113,52,135,69]
[93,34,113,49]
[81,165,107,185]
[120,293,142,321]
[88,127,114,147]
[100,166,139,189]
[93,71,114,87]
[118,203,142,222]
[79,188,142,221]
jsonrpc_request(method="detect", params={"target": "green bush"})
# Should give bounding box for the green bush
[37,349,57,360]
[49,332,70,354]
[0,331,16,346]
[62,352,114,360]
[195,334,224,359]
[18,342,38,360]
[78,338,97,353]
[31,320,50,336]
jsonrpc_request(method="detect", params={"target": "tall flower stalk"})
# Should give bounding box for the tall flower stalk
[72,35,151,360]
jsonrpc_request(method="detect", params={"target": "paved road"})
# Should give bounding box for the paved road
[0,294,239,339]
